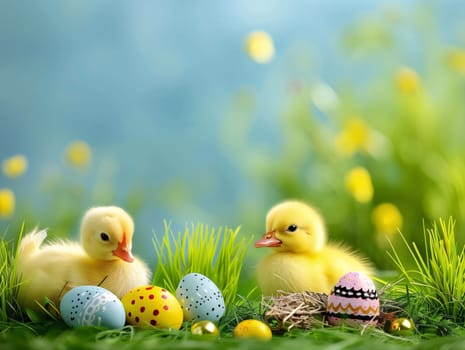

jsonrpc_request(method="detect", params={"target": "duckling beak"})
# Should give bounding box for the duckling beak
[255,230,282,248]
[112,233,135,263]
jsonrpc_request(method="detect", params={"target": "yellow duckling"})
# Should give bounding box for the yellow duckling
[17,206,151,311]
[255,200,373,296]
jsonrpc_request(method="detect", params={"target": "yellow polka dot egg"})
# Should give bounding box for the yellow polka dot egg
[121,285,183,329]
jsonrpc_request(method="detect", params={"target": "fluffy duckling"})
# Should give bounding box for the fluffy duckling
[17,206,151,311]
[255,200,373,296]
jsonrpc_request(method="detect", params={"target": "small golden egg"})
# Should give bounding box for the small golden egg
[233,319,272,340]
[191,320,219,336]
[386,318,415,336]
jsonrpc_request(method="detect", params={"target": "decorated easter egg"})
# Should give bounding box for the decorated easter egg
[121,285,183,329]
[191,320,219,336]
[233,319,272,340]
[60,285,125,329]
[176,273,226,322]
[326,271,379,327]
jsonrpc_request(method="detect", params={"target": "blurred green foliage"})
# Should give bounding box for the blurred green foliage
[222,7,465,269]
[2,5,465,347]
[1,6,465,274]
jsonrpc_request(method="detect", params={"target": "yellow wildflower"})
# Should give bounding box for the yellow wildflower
[446,48,465,73]
[2,154,28,178]
[395,66,421,94]
[335,118,372,156]
[0,188,15,218]
[65,140,92,168]
[244,31,275,64]
[372,202,403,235]
[344,166,373,203]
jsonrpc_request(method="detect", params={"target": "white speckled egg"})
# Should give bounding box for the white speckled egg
[175,273,226,322]
[60,285,125,329]
[326,271,379,327]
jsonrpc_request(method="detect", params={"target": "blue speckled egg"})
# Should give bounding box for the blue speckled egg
[175,273,226,322]
[60,285,126,329]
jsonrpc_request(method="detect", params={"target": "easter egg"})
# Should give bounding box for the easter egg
[60,285,125,329]
[385,318,415,336]
[176,273,226,322]
[121,285,183,329]
[326,271,379,327]
[191,320,219,336]
[233,319,272,340]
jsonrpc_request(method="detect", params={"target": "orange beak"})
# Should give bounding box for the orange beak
[254,230,282,248]
[112,233,134,263]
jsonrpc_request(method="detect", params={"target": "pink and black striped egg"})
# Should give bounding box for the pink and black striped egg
[326,271,379,327]
[121,285,183,329]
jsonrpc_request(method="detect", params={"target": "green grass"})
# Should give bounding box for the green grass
[4,319,465,350]
[388,217,465,327]
[4,219,465,349]
[0,226,24,323]
[152,221,252,306]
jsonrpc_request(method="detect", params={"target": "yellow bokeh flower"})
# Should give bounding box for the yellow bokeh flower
[344,166,373,203]
[65,140,92,168]
[244,31,275,64]
[2,154,28,178]
[0,188,15,218]
[395,66,421,94]
[335,118,372,156]
[446,48,465,73]
[372,202,403,235]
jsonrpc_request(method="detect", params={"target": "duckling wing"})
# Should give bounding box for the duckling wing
[257,252,331,295]
[322,244,374,287]
[17,240,87,310]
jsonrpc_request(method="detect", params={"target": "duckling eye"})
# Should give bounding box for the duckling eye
[100,232,110,242]
[286,224,298,233]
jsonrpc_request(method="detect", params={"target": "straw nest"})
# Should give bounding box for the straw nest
[261,285,403,331]
[261,290,328,331]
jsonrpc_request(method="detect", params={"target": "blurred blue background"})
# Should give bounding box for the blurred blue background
[1,1,464,265]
